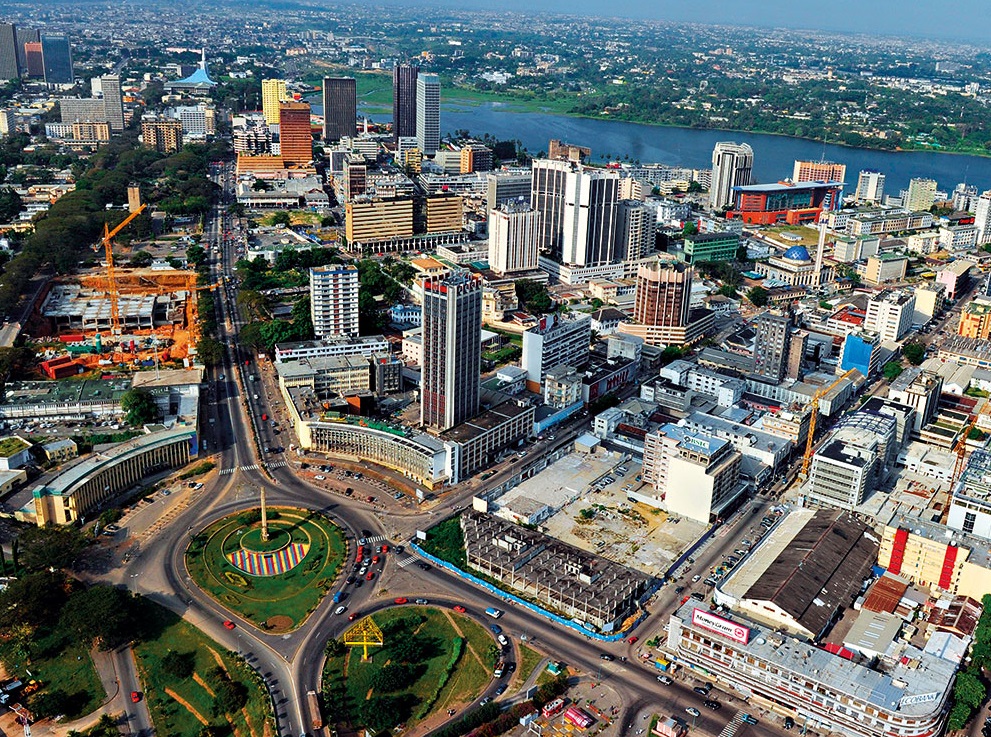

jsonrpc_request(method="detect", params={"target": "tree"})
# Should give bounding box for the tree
[717,284,737,298]
[270,210,291,227]
[955,670,986,709]
[121,388,159,426]
[29,689,74,719]
[371,663,414,692]
[515,279,553,313]
[325,638,346,657]
[59,585,138,649]
[902,341,926,365]
[129,250,154,267]
[882,361,904,381]
[162,650,196,680]
[0,187,23,221]
[682,220,698,236]
[0,571,68,629]
[746,286,769,307]
[196,336,223,366]
[186,243,206,267]
[18,525,87,571]
[212,676,248,715]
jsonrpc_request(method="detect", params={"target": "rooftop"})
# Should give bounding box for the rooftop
[733,180,843,193]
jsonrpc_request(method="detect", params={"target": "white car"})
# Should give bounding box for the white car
[334,605,347,615]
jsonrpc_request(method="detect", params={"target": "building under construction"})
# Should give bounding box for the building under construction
[41,284,188,333]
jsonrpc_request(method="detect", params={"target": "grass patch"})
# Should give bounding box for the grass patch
[133,601,274,737]
[418,516,466,568]
[185,507,346,631]
[322,607,492,732]
[482,345,522,365]
[0,436,29,457]
[27,638,105,719]
[259,210,322,227]
[517,644,544,685]
[178,460,216,479]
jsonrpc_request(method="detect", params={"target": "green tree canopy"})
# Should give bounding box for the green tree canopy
[0,187,23,221]
[18,526,87,572]
[58,585,138,650]
[902,341,926,365]
[882,361,904,381]
[121,388,159,426]
[270,210,291,226]
[746,286,769,307]
[515,279,553,313]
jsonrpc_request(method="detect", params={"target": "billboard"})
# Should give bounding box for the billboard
[692,607,750,645]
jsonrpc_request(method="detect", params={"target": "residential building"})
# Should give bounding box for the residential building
[72,121,110,143]
[939,223,978,250]
[914,283,946,325]
[415,73,440,156]
[864,289,915,342]
[752,308,792,383]
[261,78,287,125]
[710,142,753,211]
[100,74,124,132]
[488,202,540,275]
[274,335,389,363]
[887,368,943,432]
[548,139,591,163]
[807,426,880,509]
[421,271,482,431]
[958,296,991,340]
[309,265,359,338]
[459,143,492,173]
[683,232,739,264]
[906,178,938,211]
[792,159,846,185]
[839,330,881,379]
[544,364,583,409]
[175,105,215,136]
[936,260,974,300]
[863,253,907,285]
[521,313,592,392]
[322,77,356,142]
[975,190,991,245]
[948,449,991,540]
[615,200,654,261]
[41,33,73,85]
[393,64,418,143]
[633,262,691,328]
[278,101,312,167]
[854,170,886,205]
[141,116,183,153]
[345,197,414,244]
[60,98,107,124]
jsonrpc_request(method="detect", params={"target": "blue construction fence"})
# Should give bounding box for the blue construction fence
[662,520,722,582]
[410,543,654,642]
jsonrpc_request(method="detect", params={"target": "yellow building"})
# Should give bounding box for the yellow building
[345,197,414,244]
[410,256,449,278]
[402,147,423,174]
[957,297,991,340]
[261,79,288,125]
[425,193,463,234]
[71,121,110,142]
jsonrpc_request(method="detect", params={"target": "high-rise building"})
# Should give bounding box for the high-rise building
[261,79,287,125]
[392,64,418,143]
[709,142,753,211]
[421,271,482,431]
[322,77,356,142]
[60,98,107,124]
[15,27,37,75]
[278,101,312,167]
[633,262,691,328]
[41,33,73,85]
[792,160,846,184]
[100,74,124,132]
[975,190,991,245]
[0,24,18,81]
[521,313,591,392]
[531,158,570,258]
[561,167,620,266]
[906,177,938,211]
[424,193,463,234]
[415,73,440,156]
[345,197,414,244]
[753,308,792,383]
[343,155,366,202]
[71,120,110,143]
[309,265,360,339]
[141,117,183,153]
[855,170,886,205]
[23,41,43,78]
[615,200,654,261]
[489,202,540,275]
[864,289,916,342]
[460,143,492,173]
[487,170,531,211]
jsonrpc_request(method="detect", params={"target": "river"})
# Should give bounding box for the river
[311,96,991,194]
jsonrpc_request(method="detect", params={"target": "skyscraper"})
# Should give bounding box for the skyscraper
[0,24,18,80]
[23,42,43,78]
[489,202,540,275]
[975,190,991,245]
[393,64,418,143]
[309,265,359,338]
[261,79,287,125]
[278,101,312,167]
[855,170,886,205]
[615,199,654,261]
[753,308,793,383]
[100,74,124,132]
[41,33,73,85]
[531,158,570,259]
[421,271,482,431]
[792,160,846,184]
[416,73,440,156]
[14,27,37,75]
[322,77,356,142]
[906,178,938,211]
[709,142,753,211]
[633,262,691,328]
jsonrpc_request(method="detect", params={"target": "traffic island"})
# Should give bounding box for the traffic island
[185,506,346,632]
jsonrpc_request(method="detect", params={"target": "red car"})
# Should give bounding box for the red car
[394,597,408,605]
[453,605,466,613]
[348,612,358,621]
[223,620,236,630]
[372,555,380,564]
[365,571,375,580]
[381,544,389,553]
[627,636,639,644]
[131,691,142,703]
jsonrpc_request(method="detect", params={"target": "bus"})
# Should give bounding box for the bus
[307,690,323,730]
[564,707,595,729]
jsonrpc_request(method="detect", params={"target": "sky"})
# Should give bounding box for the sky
[411,0,991,45]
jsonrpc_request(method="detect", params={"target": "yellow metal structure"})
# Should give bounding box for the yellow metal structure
[800,368,860,478]
[343,616,384,661]
[99,203,148,336]
[951,402,991,489]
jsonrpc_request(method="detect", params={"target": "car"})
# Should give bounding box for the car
[415,598,429,605]
[381,544,389,553]
[394,597,409,605]
[495,685,507,696]
[690,592,705,601]
[599,653,615,661]
[685,707,701,718]
[693,686,711,696]
[784,717,795,730]
[334,605,347,615]
[358,537,367,545]
[490,624,503,635]
[366,496,375,503]
[354,579,363,588]
[417,562,431,571]
[656,675,673,684]
[691,574,701,583]
[396,545,405,554]
[627,636,638,643]
[453,605,467,613]
[344,488,354,496]
[703,700,721,711]
[365,571,375,580]
[348,612,358,621]
[223,620,236,630]
[741,714,759,725]
[507,662,516,673]
[674,586,685,594]
[741,539,751,547]
[734,549,747,556]
[480,697,492,705]
[314,475,326,481]
[372,555,380,564]
[346,576,356,585]
[131,691,142,703]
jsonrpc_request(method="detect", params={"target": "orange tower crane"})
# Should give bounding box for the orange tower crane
[800,368,861,479]
[99,203,148,337]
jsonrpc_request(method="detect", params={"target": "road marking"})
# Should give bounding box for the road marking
[220,464,261,475]
[718,711,747,737]
[364,534,387,544]
[266,461,288,469]
[396,555,418,568]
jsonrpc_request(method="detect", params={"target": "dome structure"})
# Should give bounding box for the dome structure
[782,245,812,262]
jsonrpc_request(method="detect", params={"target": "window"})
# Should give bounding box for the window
[963,512,977,533]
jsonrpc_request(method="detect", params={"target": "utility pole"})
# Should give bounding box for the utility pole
[260,485,269,541]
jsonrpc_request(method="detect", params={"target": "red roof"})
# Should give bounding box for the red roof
[863,574,909,614]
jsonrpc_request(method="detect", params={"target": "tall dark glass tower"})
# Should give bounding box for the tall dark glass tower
[322,77,356,142]
[392,64,418,143]
[41,33,73,85]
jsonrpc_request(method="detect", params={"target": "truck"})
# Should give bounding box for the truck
[333,591,344,604]
[542,698,566,718]
[485,607,504,619]
[307,690,323,730]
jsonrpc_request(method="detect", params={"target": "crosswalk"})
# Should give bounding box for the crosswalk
[396,555,418,568]
[219,460,289,475]
[364,534,388,544]
[267,461,289,470]
[718,711,748,737]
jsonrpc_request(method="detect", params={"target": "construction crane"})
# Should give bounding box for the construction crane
[950,401,991,488]
[800,368,861,479]
[98,203,148,337]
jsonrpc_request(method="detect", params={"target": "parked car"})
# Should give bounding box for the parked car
[453,605,467,613]
[656,675,673,685]
[599,653,615,661]
[394,597,408,605]
[685,707,701,718]
[703,700,721,711]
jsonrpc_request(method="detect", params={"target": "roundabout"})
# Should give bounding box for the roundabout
[185,506,347,632]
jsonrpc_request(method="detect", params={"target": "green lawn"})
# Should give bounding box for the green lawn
[323,607,493,732]
[185,507,346,631]
[418,516,466,568]
[517,644,545,685]
[28,638,105,719]
[133,602,274,737]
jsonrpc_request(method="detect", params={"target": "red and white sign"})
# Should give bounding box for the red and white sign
[692,608,750,645]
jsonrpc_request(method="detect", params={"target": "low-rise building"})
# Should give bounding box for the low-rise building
[863,253,908,285]
[440,399,534,483]
[274,335,390,363]
[0,436,33,470]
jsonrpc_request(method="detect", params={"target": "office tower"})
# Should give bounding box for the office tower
[100,74,124,132]
[415,73,440,156]
[393,64,418,143]
[23,42,43,77]
[906,177,938,211]
[261,79,287,125]
[487,171,532,212]
[562,166,620,266]
[141,117,183,153]
[633,262,691,328]
[322,77,356,142]
[489,202,540,275]
[975,191,991,245]
[0,109,16,135]
[753,308,793,383]
[792,160,846,184]
[615,199,654,261]
[309,265,360,338]
[864,289,916,342]
[0,24,17,80]
[420,271,482,431]
[709,142,753,211]
[531,159,570,257]
[60,98,107,124]
[14,27,37,74]
[424,193,463,234]
[521,314,592,391]
[343,154,366,202]
[278,101,312,166]
[41,33,73,85]
[855,170,885,205]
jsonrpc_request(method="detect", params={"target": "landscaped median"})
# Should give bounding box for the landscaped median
[185,506,346,631]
